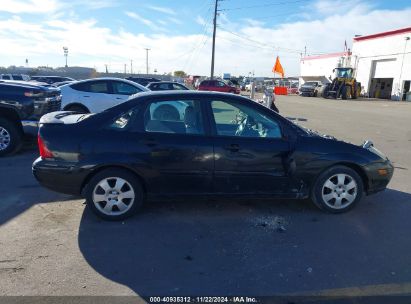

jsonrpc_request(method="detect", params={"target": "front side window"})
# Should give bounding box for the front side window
[211,100,282,138]
[112,81,141,95]
[157,83,171,90]
[172,83,187,90]
[144,100,204,135]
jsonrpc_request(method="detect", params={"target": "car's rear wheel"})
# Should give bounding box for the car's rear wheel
[85,168,144,220]
[0,118,22,157]
[311,165,363,213]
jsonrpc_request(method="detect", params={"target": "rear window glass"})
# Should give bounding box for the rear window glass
[109,108,139,130]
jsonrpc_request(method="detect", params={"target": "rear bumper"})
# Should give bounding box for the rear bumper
[363,160,394,195]
[32,157,88,196]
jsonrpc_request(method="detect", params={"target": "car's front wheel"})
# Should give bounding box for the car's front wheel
[85,168,144,220]
[311,165,363,213]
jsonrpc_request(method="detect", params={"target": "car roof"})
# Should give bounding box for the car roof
[64,77,149,90]
[0,80,54,90]
[148,81,184,85]
[128,90,248,101]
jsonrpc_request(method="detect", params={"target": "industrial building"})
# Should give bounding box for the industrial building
[300,27,411,100]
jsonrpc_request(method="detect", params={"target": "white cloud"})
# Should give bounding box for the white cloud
[125,11,166,32]
[0,0,411,77]
[146,5,176,15]
[0,0,59,14]
[196,16,206,26]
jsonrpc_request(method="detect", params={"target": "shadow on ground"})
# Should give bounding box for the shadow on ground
[0,147,75,226]
[78,189,411,296]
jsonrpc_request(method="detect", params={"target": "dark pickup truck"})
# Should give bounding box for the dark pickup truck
[0,81,61,156]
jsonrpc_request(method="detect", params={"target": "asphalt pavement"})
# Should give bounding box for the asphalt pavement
[1,95,411,300]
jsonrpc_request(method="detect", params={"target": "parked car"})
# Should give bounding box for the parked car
[198,79,240,94]
[299,81,324,97]
[31,76,76,84]
[60,77,148,113]
[53,80,76,87]
[126,77,161,87]
[0,81,61,156]
[146,81,190,91]
[33,91,393,220]
[0,74,30,81]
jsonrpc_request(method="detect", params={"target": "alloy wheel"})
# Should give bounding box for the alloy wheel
[0,126,11,151]
[321,173,357,209]
[92,177,135,216]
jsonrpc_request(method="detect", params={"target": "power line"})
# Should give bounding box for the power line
[222,0,308,11]
[218,26,303,54]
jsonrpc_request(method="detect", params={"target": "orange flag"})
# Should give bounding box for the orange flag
[272,56,284,78]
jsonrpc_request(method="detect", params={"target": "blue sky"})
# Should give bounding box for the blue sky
[0,0,410,76]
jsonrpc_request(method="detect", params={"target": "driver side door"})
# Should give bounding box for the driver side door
[208,99,290,196]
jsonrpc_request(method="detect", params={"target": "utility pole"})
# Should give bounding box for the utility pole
[105,64,108,74]
[130,59,133,75]
[210,0,218,79]
[144,48,150,75]
[63,46,68,67]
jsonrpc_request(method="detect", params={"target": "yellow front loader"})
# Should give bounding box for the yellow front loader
[322,67,361,100]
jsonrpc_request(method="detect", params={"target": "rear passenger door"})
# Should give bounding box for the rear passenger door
[70,80,112,112]
[137,98,214,195]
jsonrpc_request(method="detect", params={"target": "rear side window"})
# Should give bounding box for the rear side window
[200,81,209,86]
[144,100,204,135]
[109,108,140,130]
[1,75,11,80]
[71,81,109,93]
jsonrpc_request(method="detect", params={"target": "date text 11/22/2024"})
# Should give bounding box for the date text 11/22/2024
[148,296,258,303]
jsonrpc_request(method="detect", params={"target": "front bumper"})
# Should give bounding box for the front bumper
[363,160,394,195]
[32,157,88,196]
[300,90,315,96]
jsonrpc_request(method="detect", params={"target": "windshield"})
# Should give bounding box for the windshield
[304,82,318,86]
[335,68,353,78]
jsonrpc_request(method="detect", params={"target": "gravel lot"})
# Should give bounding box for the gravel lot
[1,95,411,298]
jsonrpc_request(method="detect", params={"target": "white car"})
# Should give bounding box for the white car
[60,77,149,113]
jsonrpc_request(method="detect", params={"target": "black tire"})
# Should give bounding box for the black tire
[84,168,145,221]
[0,118,23,157]
[65,104,89,113]
[311,165,364,213]
[313,91,317,97]
[341,85,347,100]
[322,84,330,98]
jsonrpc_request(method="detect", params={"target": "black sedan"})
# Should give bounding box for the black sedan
[147,81,190,91]
[32,91,393,220]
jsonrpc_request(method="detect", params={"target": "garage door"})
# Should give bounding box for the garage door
[373,59,397,78]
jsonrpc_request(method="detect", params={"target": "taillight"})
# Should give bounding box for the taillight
[37,135,54,159]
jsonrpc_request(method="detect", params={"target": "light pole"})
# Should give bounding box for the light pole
[63,46,68,67]
[144,48,150,75]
